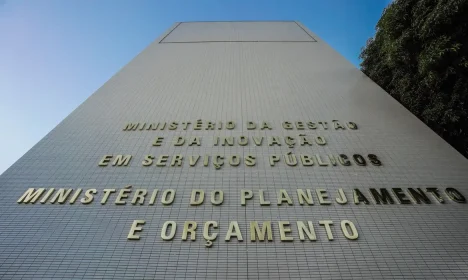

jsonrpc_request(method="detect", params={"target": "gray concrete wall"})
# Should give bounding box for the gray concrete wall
[1,21,467,279]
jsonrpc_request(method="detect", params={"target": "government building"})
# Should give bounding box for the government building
[1,21,468,279]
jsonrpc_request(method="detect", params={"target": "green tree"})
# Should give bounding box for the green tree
[360,0,468,157]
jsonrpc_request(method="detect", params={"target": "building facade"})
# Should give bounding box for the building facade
[1,21,468,279]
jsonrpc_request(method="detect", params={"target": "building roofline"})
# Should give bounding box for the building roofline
[175,20,298,23]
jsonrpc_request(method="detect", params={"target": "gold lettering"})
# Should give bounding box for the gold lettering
[69,188,82,204]
[188,137,201,146]
[336,188,348,204]
[315,154,328,166]
[250,221,273,241]
[115,185,132,205]
[127,220,145,240]
[225,221,243,241]
[297,221,316,241]
[170,154,183,166]
[278,221,293,242]
[156,155,169,167]
[101,189,116,204]
[221,137,234,146]
[203,221,218,241]
[211,190,224,205]
[206,121,215,130]
[40,188,55,204]
[112,155,132,166]
[149,189,159,205]
[168,122,178,130]
[123,123,139,131]
[189,155,200,166]
[341,220,358,240]
[142,155,154,166]
[268,136,281,146]
[152,137,163,146]
[182,221,197,241]
[17,188,45,204]
[50,188,73,204]
[190,190,205,205]
[252,136,264,146]
[131,189,147,205]
[173,137,185,146]
[319,220,334,240]
[161,189,175,205]
[316,189,331,205]
[277,189,293,205]
[98,155,113,166]
[269,155,280,166]
[247,121,256,130]
[81,189,97,204]
[261,122,272,130]
[161,221,177,240]
[297,189,314,205]
[259,190,271,205]
[241,190,253,205]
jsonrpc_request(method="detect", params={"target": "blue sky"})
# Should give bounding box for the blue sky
[0,0,390,174]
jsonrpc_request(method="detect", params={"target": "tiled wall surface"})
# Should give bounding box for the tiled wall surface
[1,22,468,279]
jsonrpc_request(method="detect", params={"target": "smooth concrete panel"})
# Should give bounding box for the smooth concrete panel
[161,21,316,42]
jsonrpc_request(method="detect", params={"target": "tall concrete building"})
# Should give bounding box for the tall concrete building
[1,21,468,279]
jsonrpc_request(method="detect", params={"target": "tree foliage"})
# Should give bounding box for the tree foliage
[360,0,468,157]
